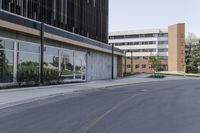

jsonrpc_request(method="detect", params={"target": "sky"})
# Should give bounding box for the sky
[109,0,200,37]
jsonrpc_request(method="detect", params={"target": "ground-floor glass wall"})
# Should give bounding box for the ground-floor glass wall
[17,41,40,83]
[74,52,86,80]
[0,39,14,83]
[60,49,74,80]
[0,37,87,84]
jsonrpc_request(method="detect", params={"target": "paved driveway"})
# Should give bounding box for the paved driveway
[0,79,200,133]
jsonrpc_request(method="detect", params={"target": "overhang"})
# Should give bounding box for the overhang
[0,9,124,56]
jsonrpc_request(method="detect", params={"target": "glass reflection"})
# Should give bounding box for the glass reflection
[61,51,74,80]
[17,52,40,83]
[0,40,14,50]
[0,50,13,83]
[44,46,60,82]
[74,52,86,80]
[18,42,40,53]
[0,40,3,49]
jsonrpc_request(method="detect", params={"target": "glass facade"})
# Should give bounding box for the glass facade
[61,50,74,80]
[0,39,14,83]
[0,0,108,43]
[17,42,40,83]
[0,37,87,84]
[74,52,86,80]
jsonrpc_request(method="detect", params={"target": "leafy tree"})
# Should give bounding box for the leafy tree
[0,46,5,82]
[149,55,161,75]
[0,44,12,82]
[187,43,200,72]
[186,33,198,65]
[186,33,197,47]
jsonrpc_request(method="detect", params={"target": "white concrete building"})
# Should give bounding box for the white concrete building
[109,29,168,60]
[109,23,185,73]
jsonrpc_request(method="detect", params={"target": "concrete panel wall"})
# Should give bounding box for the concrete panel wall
[86,50,118,81]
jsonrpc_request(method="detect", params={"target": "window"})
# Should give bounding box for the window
[158,48,168,52]
[127,64,131,68]
[74,52,86,80]
[158,41,168,45]
[158,33,168,37]
[142,64,146,68]
[0,49,14,83]
[143,56,149,60]
[18,42,40,53]
[61,50,74,80]
[17,42,40,83]
[0,40,14,50]
[0,0,109,43]
[135,64,140,69]
[159,56,168,60]
[114,43,125,46]
[134,57,140,60]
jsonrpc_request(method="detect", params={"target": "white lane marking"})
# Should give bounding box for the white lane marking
[81,93,144,133]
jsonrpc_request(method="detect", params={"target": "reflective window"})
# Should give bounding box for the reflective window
[0,38,87,83]
[158,33,168,37]
[0,50,14,83]
[0,39,14,50]
[158,48,168,52]
[142,64,146,68]
[61,50,74,80]
[18,42,40,53]
[0,40,3,49]
[74,52,86,80]
[44,46,59,82]
[17,52,40,83]
[159,56,168,60]
[127,64,131,68]
[158,41,168,45]
[135,64,140,69]
[44,46,59,56]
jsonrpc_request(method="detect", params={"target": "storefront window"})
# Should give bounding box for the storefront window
[18,42,40,53]
[0,40,14,50]
[0,50,14,83]
[17,42,40,83]
[74,52,86,80]
[61,50,74,80]
[0,38,87,84]
[0,40,3,49]
[44,46,60,82]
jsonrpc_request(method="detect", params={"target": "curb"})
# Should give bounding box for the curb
[0,77,199,110]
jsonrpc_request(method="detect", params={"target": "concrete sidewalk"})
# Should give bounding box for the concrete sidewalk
[0,74,199,109]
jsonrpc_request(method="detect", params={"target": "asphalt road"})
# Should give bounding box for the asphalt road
[0,79,200,133]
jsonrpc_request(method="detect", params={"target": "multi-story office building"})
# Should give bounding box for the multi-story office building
[0,0,124,86]
[109,23,185,73]
[0,0,108,43]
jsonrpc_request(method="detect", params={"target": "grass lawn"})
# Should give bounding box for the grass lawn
[157,72,200,78]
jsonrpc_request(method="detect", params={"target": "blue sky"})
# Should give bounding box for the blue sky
[109,0,200,37]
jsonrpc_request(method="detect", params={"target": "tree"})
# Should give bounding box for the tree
[187,42,200,73]
[186,33,197,65]
[0,44,7,82]
[149,55,161,75]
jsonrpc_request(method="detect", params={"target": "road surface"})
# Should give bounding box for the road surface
[0,79,200,133]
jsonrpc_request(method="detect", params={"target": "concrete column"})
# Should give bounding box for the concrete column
[13,41,18,83]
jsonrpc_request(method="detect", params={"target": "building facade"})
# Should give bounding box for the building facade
[0,0,124,86]
[109,23,185,73]
[0,0,108,43]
